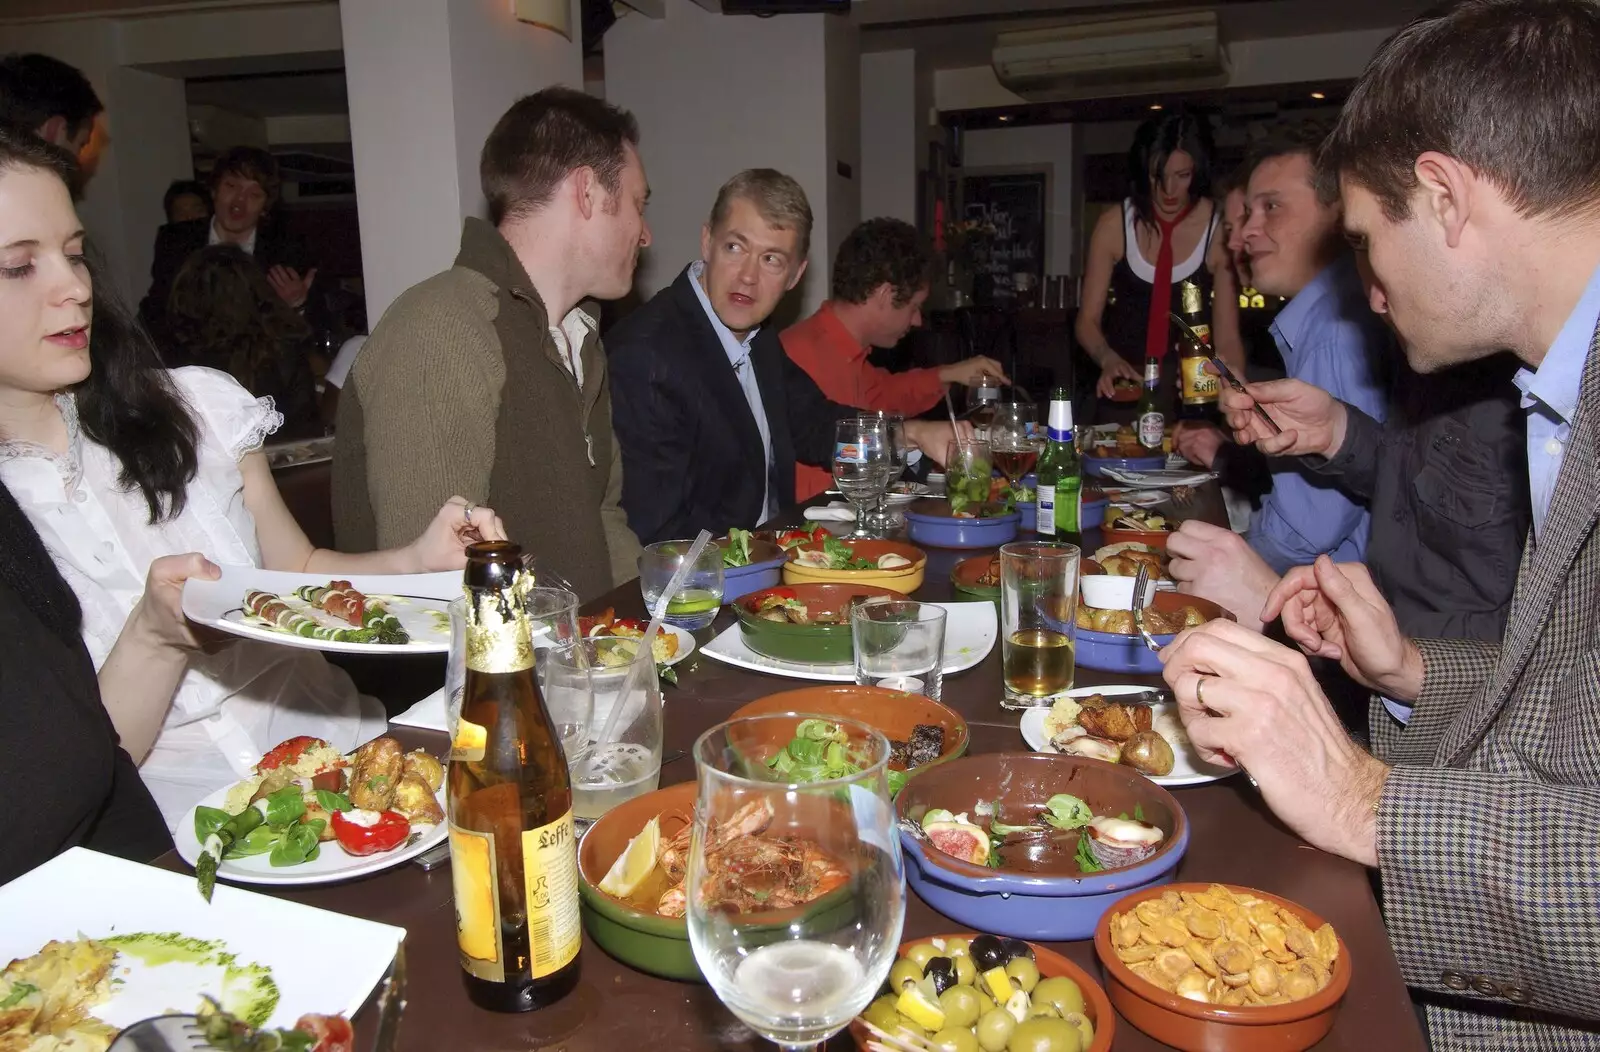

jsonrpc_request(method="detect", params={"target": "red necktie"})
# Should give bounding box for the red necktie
[1144,200,1197,365]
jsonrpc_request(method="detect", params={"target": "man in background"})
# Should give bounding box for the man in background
[0,53,104,186]
[607,170,964,545]
[334,88,645,600]
[782,216,1005,501]
[141,147,317,342]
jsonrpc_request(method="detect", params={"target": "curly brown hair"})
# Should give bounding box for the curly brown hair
[166,245,315,418]
[829,218,930,307]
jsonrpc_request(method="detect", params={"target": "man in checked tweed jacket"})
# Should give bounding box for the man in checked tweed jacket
[1158,2,1600,1048]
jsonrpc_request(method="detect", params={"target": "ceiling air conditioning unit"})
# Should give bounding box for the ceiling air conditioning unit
[992,12,1228,102]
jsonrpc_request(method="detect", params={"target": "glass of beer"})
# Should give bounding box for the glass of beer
[998,541,1080,709]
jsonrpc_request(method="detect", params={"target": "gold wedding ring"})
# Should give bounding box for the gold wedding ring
[1196,675,1209,708]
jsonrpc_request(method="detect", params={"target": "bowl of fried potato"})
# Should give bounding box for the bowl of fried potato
[1093,882,1351,1052]
[1071,593,1232,675]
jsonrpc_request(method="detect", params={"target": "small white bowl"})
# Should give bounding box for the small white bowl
[1081,574,1156,611]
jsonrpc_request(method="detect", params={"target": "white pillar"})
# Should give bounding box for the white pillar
[859,49,916,225]
[605,0,859,319]
[340,0,583,325]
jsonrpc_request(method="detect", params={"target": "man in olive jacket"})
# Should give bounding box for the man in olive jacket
[333,88,647,600]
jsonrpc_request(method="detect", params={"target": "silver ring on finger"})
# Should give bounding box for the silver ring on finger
[464,503,474,524]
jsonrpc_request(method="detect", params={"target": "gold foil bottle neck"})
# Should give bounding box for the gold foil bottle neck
[465,564,535,674]
[1180,280,1203,316]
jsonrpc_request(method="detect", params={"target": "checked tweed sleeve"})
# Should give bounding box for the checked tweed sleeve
[1376,764,1600,1022]
[1369,639,1502,762]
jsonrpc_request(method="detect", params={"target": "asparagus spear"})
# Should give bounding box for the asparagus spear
[196,799,268,902]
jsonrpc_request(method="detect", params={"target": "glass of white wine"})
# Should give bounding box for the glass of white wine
[998,541,1080,710]
[686,714,905,1052]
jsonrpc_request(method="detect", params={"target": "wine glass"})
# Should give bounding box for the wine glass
[685,714,906,1052]
[989,414,1040,497]
[857,411,906,536]
[833,417,892,539]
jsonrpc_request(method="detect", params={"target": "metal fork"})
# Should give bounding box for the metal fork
[108,1015,209,1051]
[1129,564,1163,653]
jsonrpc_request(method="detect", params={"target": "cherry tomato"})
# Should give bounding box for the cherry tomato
[295,1013,355,1052]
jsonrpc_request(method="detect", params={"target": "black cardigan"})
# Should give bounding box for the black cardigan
[0,479,169,885]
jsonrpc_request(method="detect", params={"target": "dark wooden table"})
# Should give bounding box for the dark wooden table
[172,492,1426,1051]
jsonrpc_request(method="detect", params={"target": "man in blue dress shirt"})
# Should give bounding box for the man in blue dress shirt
[1237,130,1391,574]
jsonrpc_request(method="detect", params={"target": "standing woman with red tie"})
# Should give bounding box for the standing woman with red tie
[1076,111,1245,425]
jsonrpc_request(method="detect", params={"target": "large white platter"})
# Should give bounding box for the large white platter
[183,566,462,654]
[0,848,405,1031]
[701,600,997,683]
[1018,684,1238,788]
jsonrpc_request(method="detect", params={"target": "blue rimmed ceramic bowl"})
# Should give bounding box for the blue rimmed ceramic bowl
[717,536,787,605]
[1081,489,1110,530]
[895,752,1189,941]
[904,498,1021,549]
[1083,454,1166,479]
[1072,593,1233,675]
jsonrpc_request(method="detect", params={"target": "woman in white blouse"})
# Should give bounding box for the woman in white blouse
[0,128,504,826]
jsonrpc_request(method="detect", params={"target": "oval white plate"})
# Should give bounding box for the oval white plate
[173,760,446,887]
[1018,684,1237,787]
[183,566,462,654]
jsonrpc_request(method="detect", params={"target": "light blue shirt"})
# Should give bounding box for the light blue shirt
[688,260,777,522]
[1513,261,1600,542]
[1249,255,1391,575]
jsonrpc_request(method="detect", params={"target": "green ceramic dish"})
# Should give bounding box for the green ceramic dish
[735,583,900,664]
[950,553,1001,608]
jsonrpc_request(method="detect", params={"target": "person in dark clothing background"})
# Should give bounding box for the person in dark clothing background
[166,244,321,435]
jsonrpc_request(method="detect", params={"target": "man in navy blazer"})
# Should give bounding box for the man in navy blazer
[606,169,960,545]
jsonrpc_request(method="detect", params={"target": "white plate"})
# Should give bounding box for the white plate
[1018,685,1238,787]
[1103,490,1169,508]
[171,759,447,888]
[1099,468,1220,488]
[700,601,996,682]
[183,566,462,654]
[0,848,404,1030]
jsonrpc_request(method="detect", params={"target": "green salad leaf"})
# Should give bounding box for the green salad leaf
[193,805,231,843]
[314,789,353,813]
[1041,793,1094,831]
[768,719,908,795]
[1075,831,1104,873]
[0,982,38,1009]
[821,533,875,570]
[723,528,755,568]
[262,785,306,829]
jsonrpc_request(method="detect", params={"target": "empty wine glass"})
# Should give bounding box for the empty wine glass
[833,417,892,539]
[686,714,905,1052]
[857,411,906,536]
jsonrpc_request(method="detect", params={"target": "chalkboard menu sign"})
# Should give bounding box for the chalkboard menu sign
[962,172,1046,307]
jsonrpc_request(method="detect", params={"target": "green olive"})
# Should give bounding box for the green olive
[954,954,978,987]
[1026,1002,1059,1020]
[1063,1011,1095,1050]
[928,1027,981,1052]
[1005,1016,1081,1052]
[939,985,984,1030]
[1005,957,1041,993]
[1031,976,1086,1018]
[944,937,972,959]
[862,997,905,1034]
[890,958,924,992]
[976,1007,1017,1052]
[908,943,942,970]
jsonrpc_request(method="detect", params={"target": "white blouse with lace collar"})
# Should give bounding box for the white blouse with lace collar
[0,367,384,828]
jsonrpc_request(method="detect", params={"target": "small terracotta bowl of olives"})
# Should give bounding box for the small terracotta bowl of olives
[850,932,1114,1052]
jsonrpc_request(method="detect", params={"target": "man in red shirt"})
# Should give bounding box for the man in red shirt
[782,217,1006,500]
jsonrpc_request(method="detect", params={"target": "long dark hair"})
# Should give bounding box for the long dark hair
[1126,110,1215,230]
[167,244,311,391]
[0,125,198,523]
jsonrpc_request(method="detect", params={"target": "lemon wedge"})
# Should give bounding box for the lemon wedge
[895,986,946,1031]
[598,816,661,898]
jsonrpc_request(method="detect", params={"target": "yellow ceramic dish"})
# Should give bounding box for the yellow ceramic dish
[780,538,927,595]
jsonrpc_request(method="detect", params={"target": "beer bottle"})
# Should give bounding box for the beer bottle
[1137,357,1165,454]
[1175,281,1220,421]
[448,541,581,1012]
[1035,388,1081,536]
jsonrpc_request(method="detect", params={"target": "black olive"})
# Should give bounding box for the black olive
[1001,938,1035,963]
[969,934,1006,972]
[923,956,956,994]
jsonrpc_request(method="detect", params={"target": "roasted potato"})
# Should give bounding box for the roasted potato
[349,736,404,811]
[1077,698,1152,742]
[393,771,444,825]
[402,748,444,792]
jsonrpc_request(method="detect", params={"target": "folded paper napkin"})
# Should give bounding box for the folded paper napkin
[1100,467,1221,488]
[804,502,857,522]
[391,687,449,733]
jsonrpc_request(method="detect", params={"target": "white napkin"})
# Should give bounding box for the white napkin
[804,502,856,522]
[391,687,448,733]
